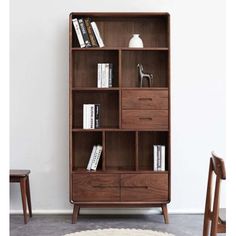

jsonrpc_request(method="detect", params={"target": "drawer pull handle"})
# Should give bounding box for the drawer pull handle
[138,98,152,101]
[123,186,149,189]
[93,185,116,188]
[139,117,152,121]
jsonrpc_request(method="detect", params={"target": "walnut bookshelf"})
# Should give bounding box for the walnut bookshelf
[69,12,171,224]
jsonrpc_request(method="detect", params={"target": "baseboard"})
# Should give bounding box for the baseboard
[10,208,204,215]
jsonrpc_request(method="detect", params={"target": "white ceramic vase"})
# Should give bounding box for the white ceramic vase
[128,34,144,48]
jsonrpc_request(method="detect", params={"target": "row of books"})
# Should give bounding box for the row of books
[87,145,103,171]
[97,63,113,88]
[83,104,100,129]
[72,18,104,48]
[153,145,165,171]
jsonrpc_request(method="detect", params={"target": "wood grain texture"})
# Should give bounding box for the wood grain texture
[122,110,168,129]
[72,174,120,202]
[121,174,168,202]
[122,89,168,110]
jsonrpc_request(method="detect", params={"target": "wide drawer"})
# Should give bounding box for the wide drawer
[121,174,168,202]
[72,174,120,202]
[122,89,168,110]
[122,110,168,129]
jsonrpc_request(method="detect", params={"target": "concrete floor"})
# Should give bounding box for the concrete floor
[10,214,226,236]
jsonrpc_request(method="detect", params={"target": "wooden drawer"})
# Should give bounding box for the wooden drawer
[122,89,168,110]
[72,174,120,202]
[122,110,168,129]
[121,174,168,202]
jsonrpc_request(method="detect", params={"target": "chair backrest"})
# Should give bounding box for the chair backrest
[211,152,226,180]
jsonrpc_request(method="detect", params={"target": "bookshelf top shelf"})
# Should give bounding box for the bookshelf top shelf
[70,12,170,17]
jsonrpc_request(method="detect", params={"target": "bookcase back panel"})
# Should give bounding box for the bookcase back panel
[138,132,169,171]
[72,132,103,170]
[72,51,119,87]
[105,132,136,171]
[72,91,119,128]
[121,51,168,88]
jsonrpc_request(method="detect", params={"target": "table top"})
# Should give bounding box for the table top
[10,170,30,177]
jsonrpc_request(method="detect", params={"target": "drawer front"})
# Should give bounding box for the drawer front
[72,174,120,202]
[122,90,168,110]
[121,174,168,202]
[122,110,168,129]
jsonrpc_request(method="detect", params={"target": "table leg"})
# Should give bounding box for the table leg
[26,176,32,217]
[20,177,28,224]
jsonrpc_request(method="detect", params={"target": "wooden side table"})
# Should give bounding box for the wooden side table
[10,170,32,224]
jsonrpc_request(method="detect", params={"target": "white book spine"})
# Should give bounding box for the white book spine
[161,145,165,171]
[87,145,97,170]
[97,64,102,88]
[153,145,158,171]
[72,18,85,48]
[105,63,109,88]
[91,145,103,170]
[109,64,112,88]
[157,145,161,171]
[83,104,86,129]
[101,64,106,88]
[91,22,104,48]
[86,104,91,129]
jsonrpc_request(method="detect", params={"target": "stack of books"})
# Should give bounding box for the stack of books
[87,145,103,171]
[83,104,100,129]
[97,63,113,88]
[153,145,165,171]
[72,18,104,48]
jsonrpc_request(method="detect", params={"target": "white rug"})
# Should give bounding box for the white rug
[64,228,175,236]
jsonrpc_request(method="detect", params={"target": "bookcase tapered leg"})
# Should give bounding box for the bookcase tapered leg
[161,204,169,224]
[72,204,80,224]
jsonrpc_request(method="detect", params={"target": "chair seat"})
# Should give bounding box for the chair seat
[10,169,30,177]
[219,208,226,224]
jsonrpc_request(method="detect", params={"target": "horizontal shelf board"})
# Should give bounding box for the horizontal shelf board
[72,169,169,174]
[121,87,169,90]
[71,47,169,51]
[72,128,169,132]
[72,87,119,91]
[70,12,170,17]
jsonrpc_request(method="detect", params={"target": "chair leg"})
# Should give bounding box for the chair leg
[161,204,169,224]
[20,178,28,224]
[26,176,32,217]
[203,213,210,236]
[72,204,80,224]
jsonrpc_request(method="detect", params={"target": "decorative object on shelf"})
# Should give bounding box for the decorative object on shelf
[137,64,153,87]
[128,34,144,48]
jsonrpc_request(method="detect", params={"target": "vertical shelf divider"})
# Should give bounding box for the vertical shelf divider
[119,49,122,128]
[102,131,106,171]
[135,131,139,171]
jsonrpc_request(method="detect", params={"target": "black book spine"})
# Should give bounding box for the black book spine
[95,104,100,128]
[78,18,92,48]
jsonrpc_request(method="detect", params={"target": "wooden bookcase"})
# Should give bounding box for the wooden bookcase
[69,12,171,224]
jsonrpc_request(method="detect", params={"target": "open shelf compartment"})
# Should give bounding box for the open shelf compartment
[121,50,169,88]
[72,132,103,171]
[72,50,119,88]
[138,131,169,171]
[72,90,119,129]
[105,131,136,171]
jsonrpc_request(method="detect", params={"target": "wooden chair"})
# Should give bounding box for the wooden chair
[203,152,226,236]
[10,170,32,224]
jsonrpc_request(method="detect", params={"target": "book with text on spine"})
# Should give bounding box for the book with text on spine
[90,145,103,170]
[87,145,97,170]
[78,18,92,48]
[72,18,85,48]
[91,21,104,48]
[84,18,99,47]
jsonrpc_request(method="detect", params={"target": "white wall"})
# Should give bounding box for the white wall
[10,0,225,214]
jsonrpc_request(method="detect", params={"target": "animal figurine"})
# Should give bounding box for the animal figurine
[137,64,153,87]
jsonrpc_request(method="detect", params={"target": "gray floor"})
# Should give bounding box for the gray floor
[10,214,226,236]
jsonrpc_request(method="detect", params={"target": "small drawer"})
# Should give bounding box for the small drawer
[122,89,168,110]
[122,110,168,129]
[121,173,168,202]
[72,174,120,202]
